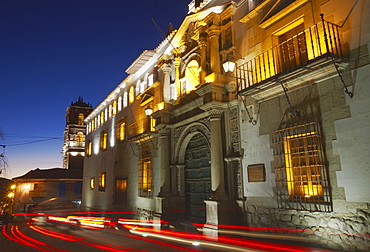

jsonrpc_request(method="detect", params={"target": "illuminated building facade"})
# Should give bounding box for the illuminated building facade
[62,96,93,169]
[83,0,369,250]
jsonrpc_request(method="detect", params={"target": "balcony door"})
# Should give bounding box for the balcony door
[278,24,308,73]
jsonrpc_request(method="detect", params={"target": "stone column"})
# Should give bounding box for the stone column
[174,57,181,98]
[208,25,221,74]
[198,34,208,85]
[161,63,171,102]
[158,128,171,196]
[209,109,227,201]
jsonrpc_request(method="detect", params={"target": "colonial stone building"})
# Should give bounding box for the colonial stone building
[82,0,369,250]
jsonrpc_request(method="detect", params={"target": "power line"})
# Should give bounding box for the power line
[5,137,63,147]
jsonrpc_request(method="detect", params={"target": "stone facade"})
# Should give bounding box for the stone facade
[82,1,369,251]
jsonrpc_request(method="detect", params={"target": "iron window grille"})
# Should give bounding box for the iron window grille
[98,172,106,192]
[100,130,108,150]
[138,157,152,198]
[272,122,332,212]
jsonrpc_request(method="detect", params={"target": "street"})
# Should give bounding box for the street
[0,216,339,252]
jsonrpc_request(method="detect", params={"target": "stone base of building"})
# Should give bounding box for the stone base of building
[244,203,370,251]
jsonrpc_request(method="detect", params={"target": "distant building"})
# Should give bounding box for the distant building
[12,97,92,213]
[13,168,83,213]
[82,0,369,250]
[62,96,93,169]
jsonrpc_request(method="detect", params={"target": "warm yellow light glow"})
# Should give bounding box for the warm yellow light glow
[157,102,164,111]
[140,160,152,192]
[24,183,31,190]
[100,131,108,150]
[10,184,16,190]
[90,178,95,189]
[185,60,199,93]
[283,131,323,197]
[8,192,14,198]
[129,86,135,104]
[119,122,125,141]
[100,111,105,124]
[113,100,117,115]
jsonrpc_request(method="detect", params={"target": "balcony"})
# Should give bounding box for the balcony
[127,117,155,142]
[236,19,346,101]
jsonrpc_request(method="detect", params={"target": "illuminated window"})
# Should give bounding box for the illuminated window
[78,113,84,125]
[184,60,199,94]
[138,144,152,197]
[116,118,126,141]
[98,172,106,191]
[129,86,135,104]
[113,100,117,115]
[272,122,331,212]
[90,177,95,189]
[86,140,92,156]
[91,119,95,131]
[100,111,105,124]
[76,132,84,146]
[139,158,152,197]
[100,130,108,150]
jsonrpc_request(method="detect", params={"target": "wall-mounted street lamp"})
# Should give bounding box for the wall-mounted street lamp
[145,106,153,117]
[222,60,236,73]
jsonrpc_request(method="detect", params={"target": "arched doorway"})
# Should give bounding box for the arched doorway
[184,133,211,222]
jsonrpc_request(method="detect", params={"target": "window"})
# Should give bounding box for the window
[113,101,117,115]
[129,86,135,104]
[76,132,83,142]
[90,177,95,189]
[78,113,84,125]
[100,130,108,150]
[272,122,331,212]
[139,158,152,197]
[118,96,122,111]
[99,172,106,191]
[123,92,128,107]
[86,140,92,156]
[100,111,105,125]
[91,119,95,131]
[109,104,112,119]
[184,60,199,94]
[116,118,126,141]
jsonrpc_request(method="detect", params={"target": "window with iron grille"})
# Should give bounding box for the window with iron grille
[116,118,126,141]
[86,139,92,156]
[99,172,106,192]
[272,122,332,212]
[100,130,108,150]
[138,158,152,197]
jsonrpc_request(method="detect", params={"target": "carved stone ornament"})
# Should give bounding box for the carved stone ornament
[230,106,240,153]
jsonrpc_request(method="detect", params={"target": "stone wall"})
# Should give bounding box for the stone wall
[245,204,370,251]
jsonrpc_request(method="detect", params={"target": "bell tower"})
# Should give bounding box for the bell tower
[62,96,93,169]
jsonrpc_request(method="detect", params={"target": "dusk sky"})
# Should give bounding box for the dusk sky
[0,0,188,179]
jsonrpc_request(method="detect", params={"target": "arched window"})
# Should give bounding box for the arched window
[118,96,122,111]
[123,92,128,107]
[129,86,135,104]
[86,139,92,156]
[185,60,200,94]
[100,111,105,125]
[113,100,117,115]
[78,113,84,125]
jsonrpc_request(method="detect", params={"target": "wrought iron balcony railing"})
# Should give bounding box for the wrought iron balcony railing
[236,19,342,94]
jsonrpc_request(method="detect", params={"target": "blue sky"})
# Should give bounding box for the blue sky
[0,0,188,179]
